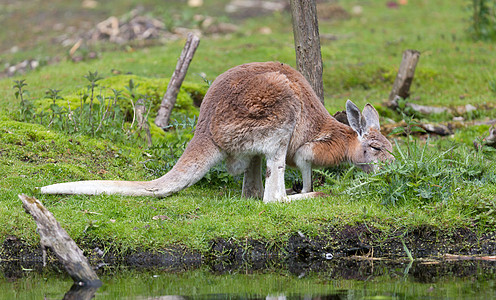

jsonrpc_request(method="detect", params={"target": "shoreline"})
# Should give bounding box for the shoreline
[3,224,495,273]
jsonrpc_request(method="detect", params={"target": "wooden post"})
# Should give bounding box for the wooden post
[155,33,200,129]
[290,0,324,104]
[388,49,421,104]
[135,98,152,147]
[19,194,101,287]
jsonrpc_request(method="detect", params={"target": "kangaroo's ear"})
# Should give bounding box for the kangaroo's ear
[346,100,366,137]
[362,104,381,131]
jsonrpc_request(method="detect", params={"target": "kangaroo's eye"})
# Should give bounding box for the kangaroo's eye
[370,145,382,151]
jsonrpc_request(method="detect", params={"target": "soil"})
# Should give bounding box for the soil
[2,223,496,281]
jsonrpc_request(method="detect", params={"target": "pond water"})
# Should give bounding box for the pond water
[1,258,495,299]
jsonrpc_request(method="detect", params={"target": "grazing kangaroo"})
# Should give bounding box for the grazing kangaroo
[41,62,393,203]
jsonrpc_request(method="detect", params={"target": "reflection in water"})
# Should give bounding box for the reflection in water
[1,258,495,299]
[63,284,101,300]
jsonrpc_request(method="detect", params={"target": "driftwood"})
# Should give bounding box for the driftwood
[388,49,421,107]
[290,0,324,104]
[19,194,101,287]
[155,33,200,129]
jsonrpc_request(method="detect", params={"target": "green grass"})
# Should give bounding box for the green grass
[1,0,496,256]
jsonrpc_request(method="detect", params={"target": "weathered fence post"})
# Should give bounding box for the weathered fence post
[155,33,200,129]
[388,49,421,106]
[290,0,324,104]
[19,194,101,287]
[135,98,152,147]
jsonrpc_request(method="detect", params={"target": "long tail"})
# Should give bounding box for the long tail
[40,137,224,197]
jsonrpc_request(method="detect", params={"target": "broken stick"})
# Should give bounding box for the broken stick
[19,194,101,287]
[388,49,421,106]
[155,33,200,129]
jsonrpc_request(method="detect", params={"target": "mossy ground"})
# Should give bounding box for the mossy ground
[1,0,496,263]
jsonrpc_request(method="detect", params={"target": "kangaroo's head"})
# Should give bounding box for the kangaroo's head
[346,100,394,172]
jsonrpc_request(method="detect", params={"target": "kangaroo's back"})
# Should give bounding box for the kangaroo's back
[196,62,332,154]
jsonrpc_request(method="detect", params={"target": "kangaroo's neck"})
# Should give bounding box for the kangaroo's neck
[310,119,359,167]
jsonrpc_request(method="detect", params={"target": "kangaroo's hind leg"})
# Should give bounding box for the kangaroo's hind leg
[242,155,264,199]
[263,146,289,203]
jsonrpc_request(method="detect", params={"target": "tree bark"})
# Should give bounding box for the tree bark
[290,0,324,104]
[19,194,101,287]
[388,49,421,104]
[155,33,200,129]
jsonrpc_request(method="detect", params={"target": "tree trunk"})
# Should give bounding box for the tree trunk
[19,194,101,287]
[155,33,200,129]
[290,0,324,104]
[388,49,421,104]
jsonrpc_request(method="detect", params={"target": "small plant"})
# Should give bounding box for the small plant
[13,79,35,122]
[45,88,64,128]
[389,98,426,156]
[468,0,496,41]
[489,77,496,95]
[83,71,103,133]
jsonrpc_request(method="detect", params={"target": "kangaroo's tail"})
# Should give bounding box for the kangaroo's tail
[40,137,224,197]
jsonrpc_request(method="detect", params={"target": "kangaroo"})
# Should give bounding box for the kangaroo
[41,62,393,203]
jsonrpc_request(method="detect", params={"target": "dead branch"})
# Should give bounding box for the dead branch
[155,33,200,129]
[19,194,101,287]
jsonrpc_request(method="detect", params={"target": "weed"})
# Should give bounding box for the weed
[13,80,35,122]
[83,71,104,132]
[468,0,496,41]
[489,77,496,95]
[12,73,152,146]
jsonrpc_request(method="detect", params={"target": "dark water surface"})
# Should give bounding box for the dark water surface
[1,258,495,299]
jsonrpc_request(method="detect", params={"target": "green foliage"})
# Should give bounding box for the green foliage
[489,76,496,95]
[319,140,496,214]
[468,0,496,41]
[13,79,34,122]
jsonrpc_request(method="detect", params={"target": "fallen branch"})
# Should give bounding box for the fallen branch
[19,194,101,287]
[155,33,200,129]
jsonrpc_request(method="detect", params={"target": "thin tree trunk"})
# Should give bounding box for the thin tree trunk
[19,194,101,287]
[290,0,324,104]
[155,33,200,129]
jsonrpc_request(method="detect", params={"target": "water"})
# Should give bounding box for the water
[1,259,495,299]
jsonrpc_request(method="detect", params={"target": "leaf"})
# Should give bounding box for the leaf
[410,126,426,133]
[389,127,406,136]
